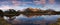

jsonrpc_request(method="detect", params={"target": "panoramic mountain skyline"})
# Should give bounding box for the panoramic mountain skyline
[0,0,60,11]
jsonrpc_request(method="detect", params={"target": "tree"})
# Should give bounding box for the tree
[16,10,21,16]
[4,9,17,19]
[0,9,4,17]
[4,9,17,14]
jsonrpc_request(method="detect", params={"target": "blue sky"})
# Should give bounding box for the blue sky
[0,0,60,11]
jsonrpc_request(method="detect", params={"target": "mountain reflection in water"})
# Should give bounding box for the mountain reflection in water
[4,14,60,25]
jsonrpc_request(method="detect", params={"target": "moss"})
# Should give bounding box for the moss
[49,18,60,25]
[0,17,12,25]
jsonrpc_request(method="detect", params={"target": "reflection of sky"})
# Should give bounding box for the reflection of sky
[41,15,60,21]
[4,15,60,24]
[0,0,60,11]
[16,15,60,21]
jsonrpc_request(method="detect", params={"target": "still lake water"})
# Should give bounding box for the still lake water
[3,14,60,25]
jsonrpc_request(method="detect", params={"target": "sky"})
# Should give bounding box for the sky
[0,0,60,11]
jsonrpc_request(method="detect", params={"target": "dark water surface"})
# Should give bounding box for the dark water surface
[3,14,60,25]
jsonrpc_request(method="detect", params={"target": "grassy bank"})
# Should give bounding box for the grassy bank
[0,17,12,25]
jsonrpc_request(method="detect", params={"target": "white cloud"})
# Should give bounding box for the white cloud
[48,0,55,4]
[33,0,41,5]
[0,6,11,11]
